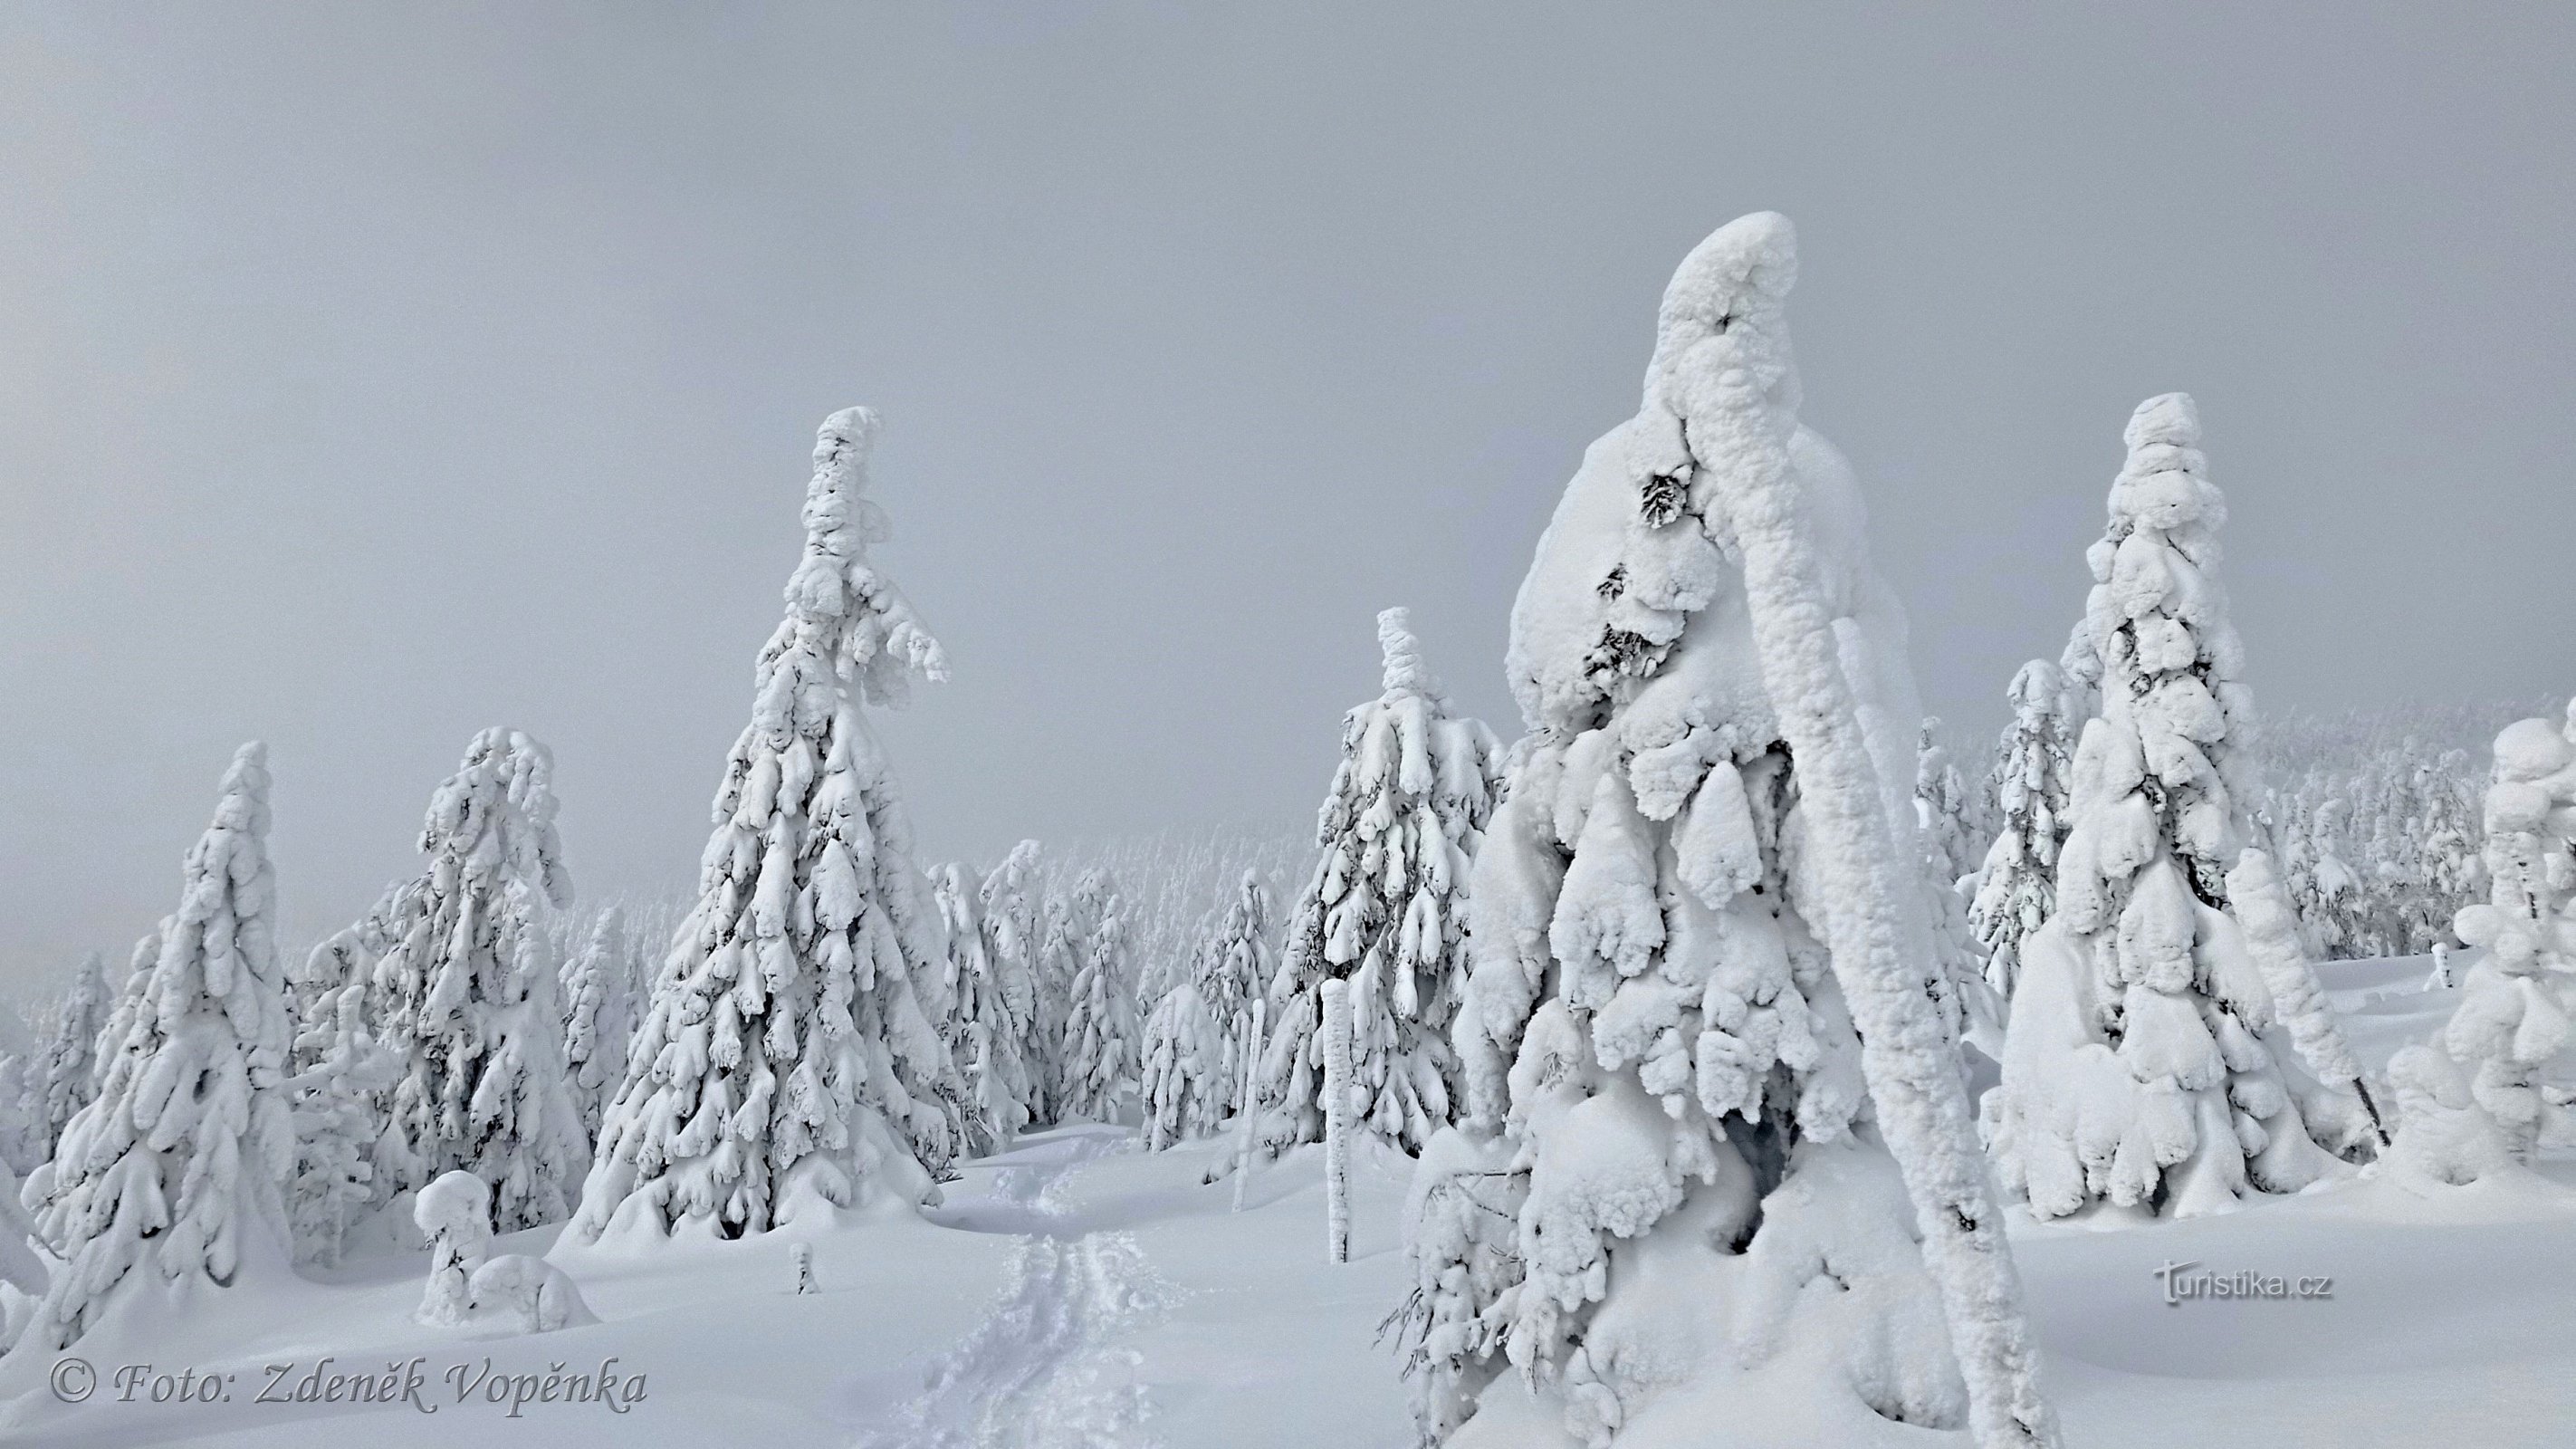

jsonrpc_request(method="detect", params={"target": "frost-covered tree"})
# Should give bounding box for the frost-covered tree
[1060,888,1137,1122]
[1985,394,2378,1226]
[32,953,113,1164]
[367,728,588,1232]
[284,926,397,1265]
[14,744,295,1353]
[1968,662,2075,999]
[1917,719,1979,888]
[1254,609,1501,1164]
[1032,869,1115,1122]
[560,907,637,1141]
[2386,706,2576,1183]
[938,861,1029,1153]
[571,408,958,1244]
[976,840,1049,1132]
[1406,214,2054,1448]
[1142,872,1275,1153]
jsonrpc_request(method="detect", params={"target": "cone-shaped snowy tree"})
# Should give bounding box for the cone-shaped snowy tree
[32,953,113,1163]
[284,935,397,1267]
[1254,609,1501,1164]
[936,860,1029,1153]
[1985,395,2376,1225]
[366,728,588,1232]
[1968,662,2075,999]
[2385,705,2576,1183]
[1061,888,1137,1122]
[570,408,958,1244]
[1032,869,1112,1122]
[1142,871,1276,1152]
[976,840,1049,1132]
[14,744,295,1354]
[560,907,637,1141]
[1409,215,2054,1448]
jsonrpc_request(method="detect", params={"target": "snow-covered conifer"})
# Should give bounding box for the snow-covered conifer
[2386,707,2576,1183]
[1416,215,2054,1447]
[1320,976,1353,1263]
[414,1170,492,1326]
[1060,888,1137,1122]
[32,953,112,1164]
[1986,394,2377,1227]
[560,907,637,1141]
[973,841,1049,1134]
[1031,870,1113,1122]
[15,744,295,1353]
[1968,662,2075,998]
[936,861,1029,1153]
[368,728,588,1232]
[570,408,958,1243]
[1253,609,1500,1164]
[1141,872,1274,1152]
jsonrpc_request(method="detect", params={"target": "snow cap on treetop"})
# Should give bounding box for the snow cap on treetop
[2492,716,2571,783]
[1646,209,1798,413]
[217,741,271,828]
[1377,607,1433,695]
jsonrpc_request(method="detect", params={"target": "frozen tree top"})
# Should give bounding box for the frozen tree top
[1377,606,1435,696]
[781,406,947,706]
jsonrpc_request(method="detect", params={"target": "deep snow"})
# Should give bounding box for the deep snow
[2,955,2571,1447]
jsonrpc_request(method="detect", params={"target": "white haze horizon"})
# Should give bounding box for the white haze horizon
[5,4,2573,1001]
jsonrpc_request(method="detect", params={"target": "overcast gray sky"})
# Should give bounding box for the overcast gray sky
[4,3,2571,1000]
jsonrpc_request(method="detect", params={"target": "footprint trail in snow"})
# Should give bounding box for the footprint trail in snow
[860,1132,1174,1449]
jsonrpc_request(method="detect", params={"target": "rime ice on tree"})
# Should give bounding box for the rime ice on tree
[560,907,638,1140]
[935,860,1030,1153]
[1143,871,1274,1155]
[1061,885,1138,1122]
[1253,609,1501,1163]
[1406,214,2054,1448]
[14,744,295,1353]
[570,408,960,1244]
[1984,394,2377,1225]
[1969,662,2076,998]
[2386,705,2576,1184]
[368,728,589,1233]
[31,952,112,1164]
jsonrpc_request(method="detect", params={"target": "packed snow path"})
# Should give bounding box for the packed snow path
[861,1128,1173,1449]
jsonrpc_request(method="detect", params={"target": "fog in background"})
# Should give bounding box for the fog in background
[5,3,2571,998]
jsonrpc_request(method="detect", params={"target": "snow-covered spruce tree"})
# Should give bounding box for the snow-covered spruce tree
[2385,707,2576,1183]
[1916,720,1978,889]
[1142,871,1276,1153]
[1411,214,2054,1448]
[283,944,398,1267]
[1032,868,1113,1122]
[560,907,637,1141]
[936,860,1030,1153]
[32,953,113,1163]
[1061,888,1138,1122]
[977,840,1049,1131]
[1968,662,2075,999]
[14,744,295,1354]
[1985,394,2379,1226]
[570,408,958,1244]
[1254,609,1501,1164]
[367,728,588,1233]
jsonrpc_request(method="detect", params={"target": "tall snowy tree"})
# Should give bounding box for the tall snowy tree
[1253,609,1501,1164]
[1968,661,2075,999]
[2387,705,2576,1183]
[976,840,1049,1132]
[283,940,397,1267]
[14,744,295,1353]
[1060,887,1137,1122]
[32,953,113,1164]
[1031,868,1114,1122]
[936,860,1029,1153]
[367,728,588,1232]
[1984,393,2378,1225]
[1142,871,1275,1152]
[570,408,959,1244]
[1406,214,2054,1448]
[1916,719,1979,888]
[560,907,637,1141]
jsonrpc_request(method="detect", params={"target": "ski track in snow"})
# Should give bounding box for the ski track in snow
[858,1131,1173,1449]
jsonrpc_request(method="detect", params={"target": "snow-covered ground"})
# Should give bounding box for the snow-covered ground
[2,955,2570,1448]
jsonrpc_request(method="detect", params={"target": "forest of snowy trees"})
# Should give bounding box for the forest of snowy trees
[0,210,2569,1449]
